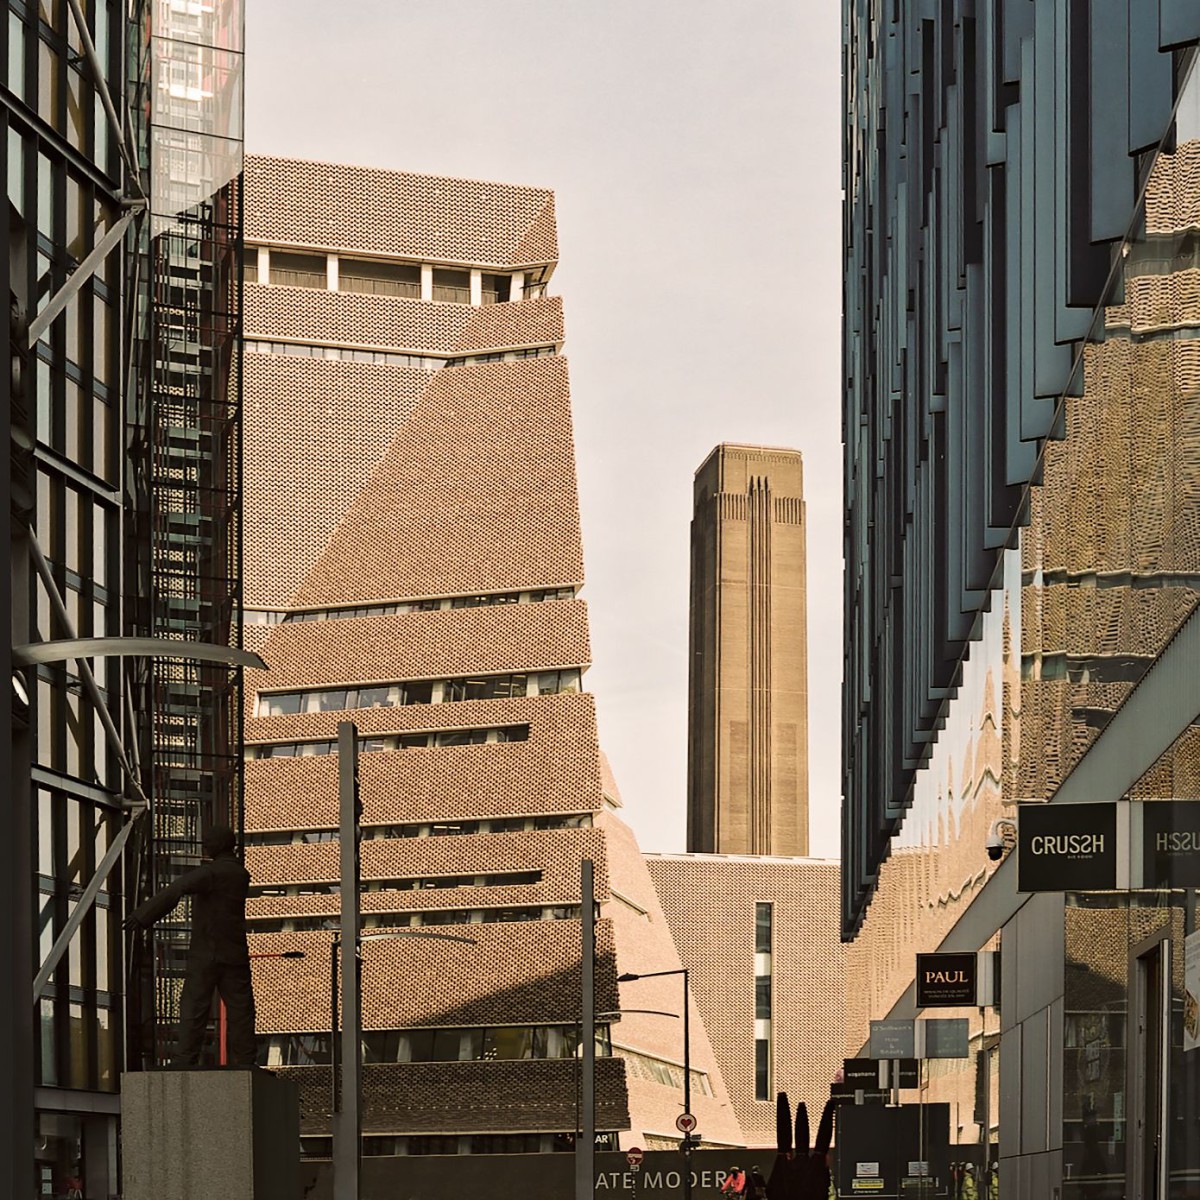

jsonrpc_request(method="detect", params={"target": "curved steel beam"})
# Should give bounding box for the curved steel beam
[12,637,266,671]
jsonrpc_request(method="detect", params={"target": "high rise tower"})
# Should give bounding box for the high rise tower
[238,155,742,1161]
[686,445,809,856]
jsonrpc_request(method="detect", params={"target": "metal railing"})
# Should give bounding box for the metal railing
[339,275,421,299]
[432,284,471,303]
[270,267,327,289]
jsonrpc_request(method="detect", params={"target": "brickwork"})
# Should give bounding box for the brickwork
[244,694,604,829]
[285,1058,629,1136]
[245,600,590,708]
[245,155,557,266]
[646,854,844,1147]
[600,812,744,1149]
[242,157,746,1148]
[688,445,809,857]
[244,286,563,355]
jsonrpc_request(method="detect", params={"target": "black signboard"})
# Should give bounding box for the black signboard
[1017,801,1117,892]
[834,1104,951,1198]
[831,1081,887,1103]
[916,952,978,1007]
[844,1058,883,1088]
[881,1058,919,1089]
[1142,801,1200,888]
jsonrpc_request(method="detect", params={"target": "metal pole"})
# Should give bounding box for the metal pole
[575,859,595,1200]
[682,970,692,1200]
[333,722,361,1200]
[331,938,340,1119]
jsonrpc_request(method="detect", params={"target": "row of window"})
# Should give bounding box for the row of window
[245,247,549,306]
[246,725,530,759]
[243,587,576,627]
[243,813,593,846]
[248,905,580,933]
[263,1023,612,1068]
[619,1048,713,1097]
[252,870,542,899]
[256,669,582,718]
[755,901,773,1101]
[299,1132,616,1159]
[245,338,558,371]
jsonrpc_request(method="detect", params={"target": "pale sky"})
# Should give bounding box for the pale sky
[245,0,844,857]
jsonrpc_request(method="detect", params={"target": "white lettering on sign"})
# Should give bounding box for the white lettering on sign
[1029,833,1104,856]
[923,970,969,984]
[1156,831,1200,852]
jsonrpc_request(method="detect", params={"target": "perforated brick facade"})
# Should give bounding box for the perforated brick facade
[646,854,844,1148]
[242,156,746,1152]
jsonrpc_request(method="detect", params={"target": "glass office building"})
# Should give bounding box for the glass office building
[4,0,243,1192]
[844,6,1200,1197]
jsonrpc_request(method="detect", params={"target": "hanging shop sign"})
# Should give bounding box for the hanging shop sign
[869,1019,915,1060]
[917,1018,970,1060]
[1017,801,1117,892]
[1141,801,1200,888]
[915,953,978,1007]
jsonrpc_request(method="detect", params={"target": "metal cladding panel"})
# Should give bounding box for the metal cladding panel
[293,356,584,606]
[250,919,619,1033]
[841,0,1200,934]
[244,285,564,354]
[283,1058,628,1136]
[245,155,557,266]
[245,602,590,699]
[243,697,605,830]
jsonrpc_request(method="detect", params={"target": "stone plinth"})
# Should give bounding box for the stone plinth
[122,1069,300,1200]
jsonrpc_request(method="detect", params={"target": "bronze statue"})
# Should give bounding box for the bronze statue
[124,825,257,1066]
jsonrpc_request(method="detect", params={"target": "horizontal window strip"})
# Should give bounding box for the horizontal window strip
[248,905,580,932]
[252,870,541,898]
[243,813,593,846]
[246,724,530,759]
[256,670,582,718]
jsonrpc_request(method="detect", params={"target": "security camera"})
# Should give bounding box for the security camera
[986,817,1017,861]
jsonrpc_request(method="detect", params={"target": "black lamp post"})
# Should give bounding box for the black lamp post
[618,969,693,1200]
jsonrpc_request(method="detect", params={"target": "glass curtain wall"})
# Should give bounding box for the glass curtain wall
[123,0,244,1068]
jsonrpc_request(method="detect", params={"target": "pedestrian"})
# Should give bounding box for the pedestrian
[123,824,257,1066]
[748,1165,768,1200]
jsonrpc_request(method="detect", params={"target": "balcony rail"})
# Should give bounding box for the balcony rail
[432,284,471,303]
[340,275,422,299]
[269,268,326,289]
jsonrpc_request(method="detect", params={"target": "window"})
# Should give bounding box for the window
[755,902,772,953]
[480,273,511,304]
[755,977,772,1020]
[243,246,258,284]
[432,268,470,303]
[755,1038,770,1101]
[338,256,420,299]
[269,249,326,289]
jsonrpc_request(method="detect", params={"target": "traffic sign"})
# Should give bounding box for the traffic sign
[627,1147,645,1167]
[676,1113,697,1133]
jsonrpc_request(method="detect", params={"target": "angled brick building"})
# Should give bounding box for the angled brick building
[237,156,742,1157]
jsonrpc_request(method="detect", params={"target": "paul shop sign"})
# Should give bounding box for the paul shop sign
[1017,801,1117,892]
[915,953,976,1008]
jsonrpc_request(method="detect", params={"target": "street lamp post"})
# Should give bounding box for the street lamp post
[618,969,693,1200]
[329,928,477,1193]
